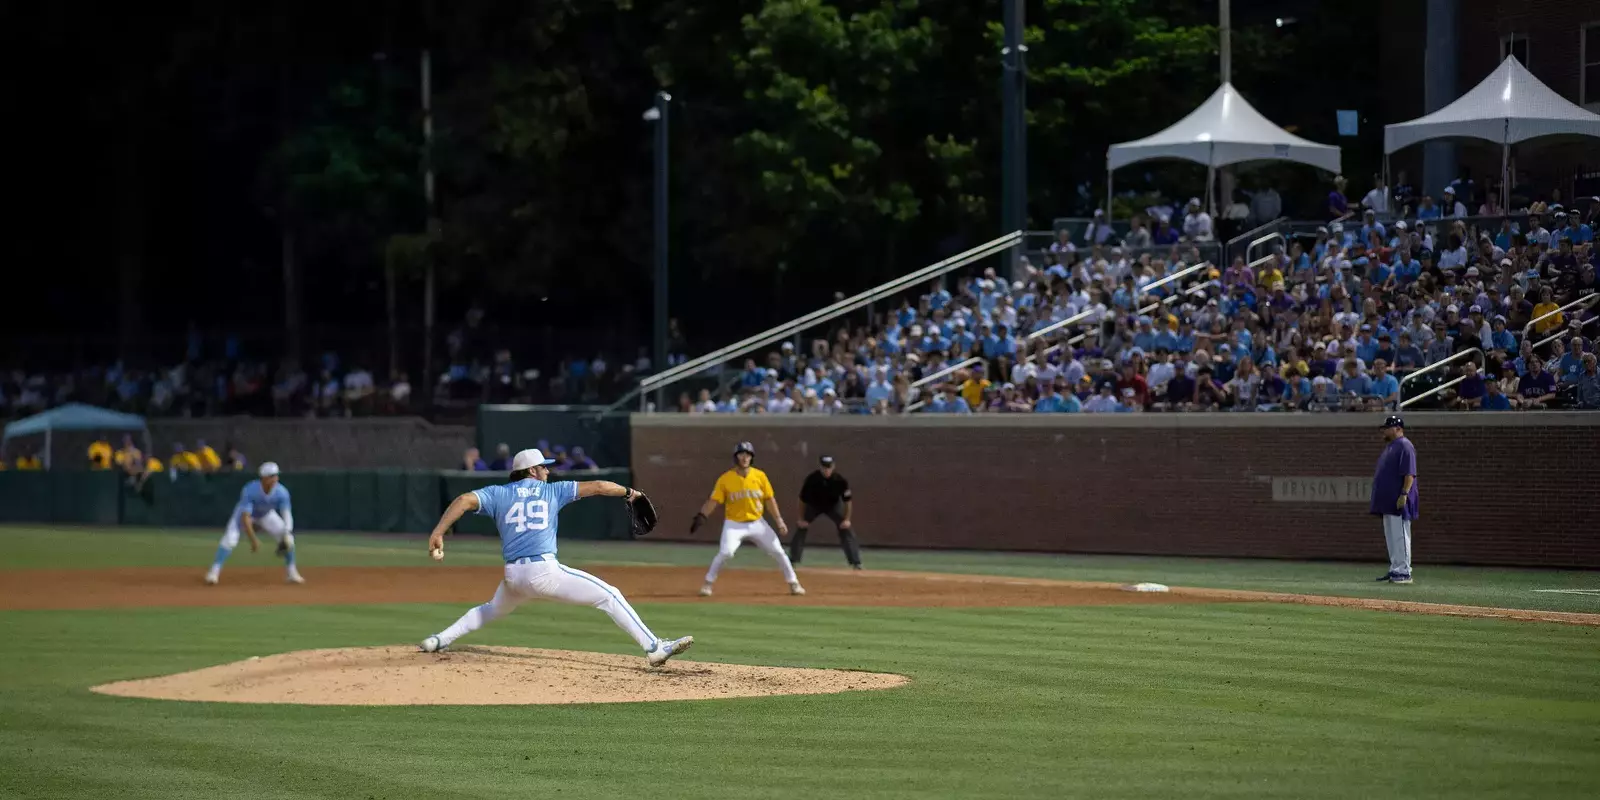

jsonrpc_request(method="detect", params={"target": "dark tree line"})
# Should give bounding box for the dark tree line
[8,0,1377,368]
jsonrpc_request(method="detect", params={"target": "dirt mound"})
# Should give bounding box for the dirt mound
[0,565,1224,610]
[90,645,909,706]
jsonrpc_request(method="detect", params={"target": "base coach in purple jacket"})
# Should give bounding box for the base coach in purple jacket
[1372,415,1419,584]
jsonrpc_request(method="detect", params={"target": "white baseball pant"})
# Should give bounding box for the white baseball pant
[704,519,798,584]
[434,555,659,651]
[221,510,292,550]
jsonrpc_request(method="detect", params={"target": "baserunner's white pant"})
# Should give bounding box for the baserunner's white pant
[704,519,798,584]
[434,555,659,651]
[221,510,292,550]
[1382,515,1412,576]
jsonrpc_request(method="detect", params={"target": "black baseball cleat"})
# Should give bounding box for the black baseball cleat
[1374,573,1394,582]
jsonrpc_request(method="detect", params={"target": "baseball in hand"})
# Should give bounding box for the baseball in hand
[431,547,444,561]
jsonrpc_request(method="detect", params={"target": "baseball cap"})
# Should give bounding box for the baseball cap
[1469,304,1483,313]
[1381,414,1405,429]
[1395,220,1408,230]
[259,462,280,478]
[511,449,555,470]
[819,455,835,466]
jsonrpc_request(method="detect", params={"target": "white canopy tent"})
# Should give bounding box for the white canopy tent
[1106,83,1341,218]
[1384,57,1600,208]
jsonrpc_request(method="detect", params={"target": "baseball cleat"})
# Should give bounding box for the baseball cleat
[419,635,445,653]
[647,636,694,667]
[204,572,219,586]
[698,583,714,597]
[851,564,864,571]
[789,582,807,596]
[286,571,306,585]
[1390,574,1414,584]
[1374,573,1394,582]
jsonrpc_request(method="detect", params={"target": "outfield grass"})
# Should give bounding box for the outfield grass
[3,527,1599,799]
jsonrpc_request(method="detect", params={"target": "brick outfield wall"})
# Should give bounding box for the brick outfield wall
[630,414,1600,569]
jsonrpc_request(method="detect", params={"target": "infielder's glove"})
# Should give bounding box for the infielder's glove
[690,512,707,534]
[276,540,288,556]
[626,492,659,538]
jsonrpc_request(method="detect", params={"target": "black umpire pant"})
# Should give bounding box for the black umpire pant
[791,503,862,567]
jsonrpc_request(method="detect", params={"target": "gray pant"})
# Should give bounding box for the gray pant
[1382,515,1412,577]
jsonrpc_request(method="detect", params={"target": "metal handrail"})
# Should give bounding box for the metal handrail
[1139,278,1218,316]
[610,230,1023,414]
[1024,307,1097,343]
[1398,347,1483,409]
[902,357,986,414]
[912,357,985,389]
[1532,314,1599,351]
[1225,217,1289,253]
[1401,373,1472,410]
[1521,295,1599,338]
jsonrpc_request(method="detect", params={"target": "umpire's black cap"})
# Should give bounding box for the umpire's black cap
[819,455,835,466]
[1381,414,1405,429]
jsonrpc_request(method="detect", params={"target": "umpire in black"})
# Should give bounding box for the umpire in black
[791,455,863,569]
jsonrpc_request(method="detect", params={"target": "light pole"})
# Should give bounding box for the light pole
[644,91,671,411]
[1000,0,1027,279]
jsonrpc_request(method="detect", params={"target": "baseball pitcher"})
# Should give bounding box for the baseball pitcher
[420,448,693,667]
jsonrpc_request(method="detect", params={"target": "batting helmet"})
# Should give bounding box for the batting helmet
[733,441,756,463]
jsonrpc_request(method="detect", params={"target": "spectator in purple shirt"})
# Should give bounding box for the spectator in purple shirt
[1328,175,1349,219]
[1371,415,1418,583]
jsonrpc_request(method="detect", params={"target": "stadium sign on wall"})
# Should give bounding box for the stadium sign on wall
[1270,477,1373,503]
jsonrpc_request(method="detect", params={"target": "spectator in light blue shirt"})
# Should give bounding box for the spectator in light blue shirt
[1560,215,1593,245]
[1338,358,1372,400]
[926,391,971,414]
[1132,317,1159,352]
[1367,360,1401,409]
[740,359,766,387]
[1034,380,1082,413]
[1355,326,1380,364]
[1486,315,1516,352]
[924,282,951,312]
[949,321,976,355]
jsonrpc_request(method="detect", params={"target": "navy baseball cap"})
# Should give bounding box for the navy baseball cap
[1381,415,1405,429]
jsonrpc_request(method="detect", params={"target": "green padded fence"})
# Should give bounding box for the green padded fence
[0,468,628,540]
[0,471,122,525]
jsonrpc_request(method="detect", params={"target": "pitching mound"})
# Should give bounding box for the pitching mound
[90,645,909,706]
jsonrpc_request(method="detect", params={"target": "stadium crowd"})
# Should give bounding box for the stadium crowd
[673,187,1600,415]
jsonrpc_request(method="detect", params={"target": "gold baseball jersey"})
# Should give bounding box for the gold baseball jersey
[711,468,774,523]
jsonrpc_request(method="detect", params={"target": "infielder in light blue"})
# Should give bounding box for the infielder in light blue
[421,448,693,667]
[205,461,302,585]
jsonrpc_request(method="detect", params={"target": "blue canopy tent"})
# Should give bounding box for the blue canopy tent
[1,403,150,470]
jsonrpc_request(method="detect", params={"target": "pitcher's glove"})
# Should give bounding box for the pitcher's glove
[690,512,707,534]
[625,491,659,538]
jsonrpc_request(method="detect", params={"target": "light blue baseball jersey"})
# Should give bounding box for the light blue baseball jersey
[473,479,581,561]
[234,480,292,520]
